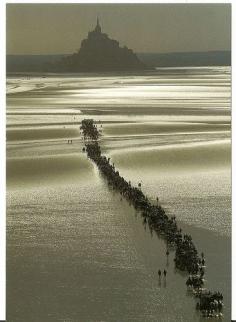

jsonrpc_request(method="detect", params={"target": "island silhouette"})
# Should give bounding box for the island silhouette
[52,18,146,72]
[6,18,231,73]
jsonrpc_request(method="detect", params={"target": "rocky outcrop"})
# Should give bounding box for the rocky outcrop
[56,18,146,72]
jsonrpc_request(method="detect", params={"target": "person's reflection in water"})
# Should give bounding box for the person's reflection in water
[163,278,167,288]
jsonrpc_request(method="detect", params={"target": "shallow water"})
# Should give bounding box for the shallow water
[7,67,231,321]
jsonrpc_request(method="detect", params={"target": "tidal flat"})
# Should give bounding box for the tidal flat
[7,67,231,321]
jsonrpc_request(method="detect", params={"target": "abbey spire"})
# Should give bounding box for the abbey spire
[95,16,101,33]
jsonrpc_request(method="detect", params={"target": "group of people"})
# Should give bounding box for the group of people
[80,119,223,319]
[196,291,224,318]
[80,119,100,141]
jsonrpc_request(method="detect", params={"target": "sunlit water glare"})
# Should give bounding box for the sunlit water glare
[7,67,231,322]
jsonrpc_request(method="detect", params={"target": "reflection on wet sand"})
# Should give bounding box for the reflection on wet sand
[109,139,230,171]
[7,127,80,141]
[7,153,93,188]
[7,67,231,321]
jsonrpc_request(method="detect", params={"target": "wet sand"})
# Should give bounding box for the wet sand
[7,127,79,141]
[7,67,231,321]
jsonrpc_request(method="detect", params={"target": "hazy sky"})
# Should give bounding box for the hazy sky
[6,3,231,55]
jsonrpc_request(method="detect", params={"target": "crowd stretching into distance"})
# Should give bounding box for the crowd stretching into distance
[80,119,224,319]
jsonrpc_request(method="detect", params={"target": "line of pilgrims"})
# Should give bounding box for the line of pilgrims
[80,119,224,319]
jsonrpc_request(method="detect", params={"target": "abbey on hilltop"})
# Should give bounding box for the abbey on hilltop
[56,18,146,72]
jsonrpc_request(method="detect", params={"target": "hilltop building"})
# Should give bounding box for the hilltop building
[57,18,146,72]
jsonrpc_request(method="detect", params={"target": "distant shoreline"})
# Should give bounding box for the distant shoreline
[6,65,231,79]
[6,50,231,74]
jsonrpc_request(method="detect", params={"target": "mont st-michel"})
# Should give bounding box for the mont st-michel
[7,18,230,73]
[6,4,231,322]
[53,18,146,72]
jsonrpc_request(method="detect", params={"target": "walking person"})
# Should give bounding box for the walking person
[163,269,167,278]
